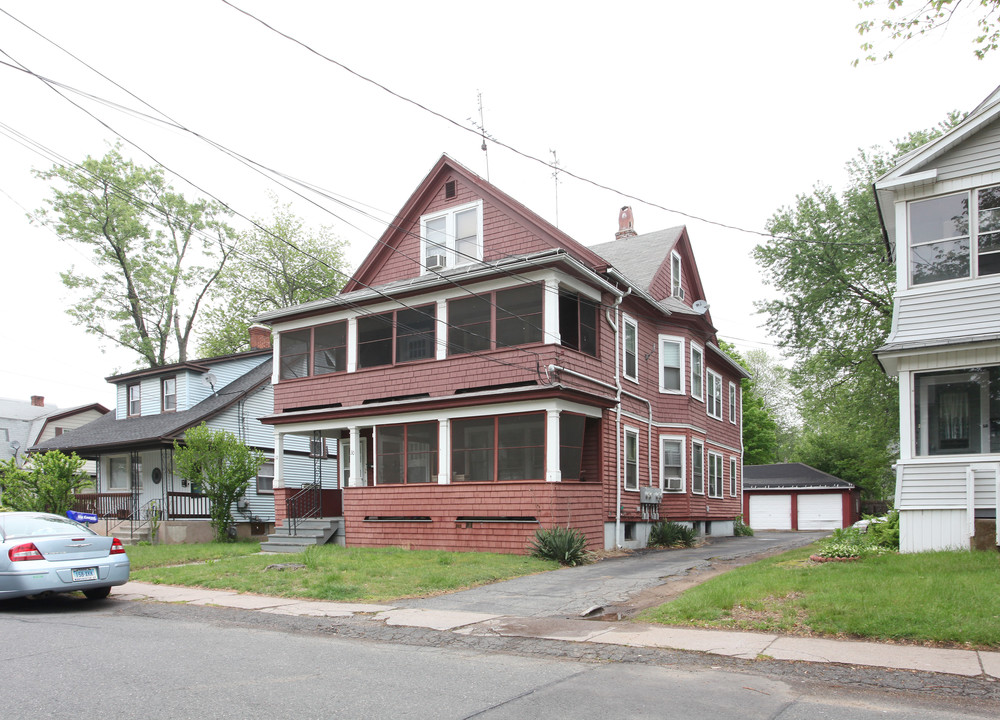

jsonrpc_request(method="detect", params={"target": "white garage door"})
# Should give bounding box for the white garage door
[749,494,792,530]
[796,493,843,530]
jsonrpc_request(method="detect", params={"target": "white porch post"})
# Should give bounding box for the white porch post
[349,426,362,487]
[273,431,285,489]
[436,299,448,360]
[437,418,450,484]
[544,278,560,345]
[546,409,561,482]
[347,317,358,373]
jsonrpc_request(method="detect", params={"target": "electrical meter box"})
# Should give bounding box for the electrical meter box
[639,486,663,504]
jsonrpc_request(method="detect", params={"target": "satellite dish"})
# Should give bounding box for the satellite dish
[692,300,709,314]
[202,372,218,394]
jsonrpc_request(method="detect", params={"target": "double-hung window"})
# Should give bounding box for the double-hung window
[256,461,274,494]
[660,437,684,492]
[729,382,738,424]
[421,200,483,272]
[127,384,141,417]
[109,456,129,490]
[161,377,176,412]
[659,335,684,393]
[690,344,704,400]
[708,451,724,498]
[691,441,704,495]
[707,370,723,420]
[623,315,638,382]
[624,428,639,491]
[729,457,737,496]
[671,251,682,298]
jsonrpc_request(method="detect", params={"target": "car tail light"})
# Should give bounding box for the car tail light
[109,538,126,555]
[8,543,44,562]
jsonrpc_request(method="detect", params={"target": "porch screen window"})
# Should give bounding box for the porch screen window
[358,312,393,368]
[558,291,598,357]
[496,285,543,348]
[914,366,1000,456]
[256,461,274,494]
[692,441,704,495]
[377,422,437,484]
[661,438,683,492]
[659,337,683,393]
[451,413,544,482]
[279,328,310,379]
[127,384,141,417]
[625,428,639,491]
[162,377,176,412]
[448,295,491,354]
[314,321,347,375]
[559,414,586,481]
[909,192,969,285]
[708,451,723,498]
[109,456,129,490]
[395,306,436,363]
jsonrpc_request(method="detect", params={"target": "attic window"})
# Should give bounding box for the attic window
[420,199,483,272]
[445,180,456,199]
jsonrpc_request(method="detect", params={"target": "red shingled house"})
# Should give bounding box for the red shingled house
[257,156,748,552]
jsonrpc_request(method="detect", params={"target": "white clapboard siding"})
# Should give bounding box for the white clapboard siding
[900,509,968,552]
[897,463,969,509]
[934,121,1000,182]
[973,466,999,508]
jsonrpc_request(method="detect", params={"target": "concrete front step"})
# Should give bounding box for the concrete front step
[260,517,343,553]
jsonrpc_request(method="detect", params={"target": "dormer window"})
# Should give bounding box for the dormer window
[162,377,177,412]
[421,200,483,272]
[908,185,1000,286]
[127,384,141,417]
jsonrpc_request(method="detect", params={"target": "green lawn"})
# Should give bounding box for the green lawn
[639,545,1000,648]
[128,543,557,602]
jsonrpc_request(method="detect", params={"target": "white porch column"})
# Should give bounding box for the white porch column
[436,299,448,360]
[347,317,358,372]
[543,277,561,345]
[349,425,362,487]
[546,409,561,482]
[437,418,450,484]
[273,431,285,489]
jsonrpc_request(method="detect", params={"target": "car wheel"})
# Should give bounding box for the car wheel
[83,586,112,600]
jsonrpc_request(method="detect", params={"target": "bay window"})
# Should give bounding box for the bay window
[914,366,1000,456]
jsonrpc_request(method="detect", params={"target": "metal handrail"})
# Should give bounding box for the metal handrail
[285,483,321,536]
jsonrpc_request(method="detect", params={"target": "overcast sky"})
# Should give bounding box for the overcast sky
[1,1,998,412]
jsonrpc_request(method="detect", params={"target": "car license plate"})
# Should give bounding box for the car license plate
[72,567,98,582]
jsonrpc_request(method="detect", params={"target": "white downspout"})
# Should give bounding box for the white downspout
[606,289,629,548]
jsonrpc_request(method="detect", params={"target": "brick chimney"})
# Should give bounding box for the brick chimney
[30,395,44,407]
[249,324,272,350]
[615,206,637,240]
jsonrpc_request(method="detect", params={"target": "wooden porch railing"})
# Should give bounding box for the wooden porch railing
[167,491,210,519]
[72,493,133,519]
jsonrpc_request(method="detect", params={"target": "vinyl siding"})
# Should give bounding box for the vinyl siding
[897,462,998,510]
[934,120,1000,181]
[888,281,1000,348]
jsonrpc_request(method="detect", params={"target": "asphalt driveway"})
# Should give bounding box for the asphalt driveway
[398,531,827,618]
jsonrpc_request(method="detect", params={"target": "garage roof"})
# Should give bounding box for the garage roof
[743,463,855,491]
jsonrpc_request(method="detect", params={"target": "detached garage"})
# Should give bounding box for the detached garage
[743,463,860,531]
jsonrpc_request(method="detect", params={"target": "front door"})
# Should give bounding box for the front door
[339,438,368,487]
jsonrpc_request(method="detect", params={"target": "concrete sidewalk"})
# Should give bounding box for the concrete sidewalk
[115,580,1000,680]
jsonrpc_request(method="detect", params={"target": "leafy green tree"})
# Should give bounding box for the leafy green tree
[856,0,1000,63]
[173,423,264,542]
[34,143,236,366]
[198,198,348,356]
[0,452,92,515]
[754,119,961,500]
[719,341,780,465]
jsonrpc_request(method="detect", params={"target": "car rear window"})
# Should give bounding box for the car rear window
[0,514,96,539]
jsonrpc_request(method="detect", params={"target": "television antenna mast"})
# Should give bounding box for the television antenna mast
[550,149,561,227]
[468,91,491,181]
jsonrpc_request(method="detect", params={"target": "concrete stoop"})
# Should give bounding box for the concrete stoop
[260,517,343,553]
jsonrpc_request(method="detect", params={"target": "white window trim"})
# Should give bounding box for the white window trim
[690,343,704,401]
[729,456,737,497]
[623,314,639,384]
[729,381,738,424]
[707,369,723,420]
[624,426,640,492]
[659,434,685,493]
[659,334,685,395]
[691,440,705,495]
[420,199,484,273]
[671,251,682,297]
[708,451,724,498]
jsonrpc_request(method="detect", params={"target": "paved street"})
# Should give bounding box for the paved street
[0,597,996,720]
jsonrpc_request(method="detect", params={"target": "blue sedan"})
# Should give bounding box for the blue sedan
[0,512,130,601]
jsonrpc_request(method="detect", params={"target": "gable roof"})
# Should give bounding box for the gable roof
[343,155,610,294]
[875,84,1000,252]
[30,360,273,456]
[106,348,270,384]
[743,462,855,491]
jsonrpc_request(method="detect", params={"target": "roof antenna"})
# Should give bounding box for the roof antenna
[469,91,490,182]
[550,149,561,228]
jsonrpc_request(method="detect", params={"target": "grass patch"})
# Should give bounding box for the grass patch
[131,544,557,602]
[126,541,260,570]
[639,545,1000,647]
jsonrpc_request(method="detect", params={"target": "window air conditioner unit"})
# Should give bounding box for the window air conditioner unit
[426,254,447,271]
[665,477,682,492]
[639,486,663,504]
[673,287,685,300]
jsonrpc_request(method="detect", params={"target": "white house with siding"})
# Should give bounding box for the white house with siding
[875,85,1000,553]
[31,328,337,542]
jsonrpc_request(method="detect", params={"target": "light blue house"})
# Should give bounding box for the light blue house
[32,327,337,543]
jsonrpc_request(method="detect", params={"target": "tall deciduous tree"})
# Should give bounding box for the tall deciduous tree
[198,199,348,357]
[173,424,264,543]
[753,119,960,499]
[719,341,780,466]
[856,0,1000,63]
[34,144,235,366]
